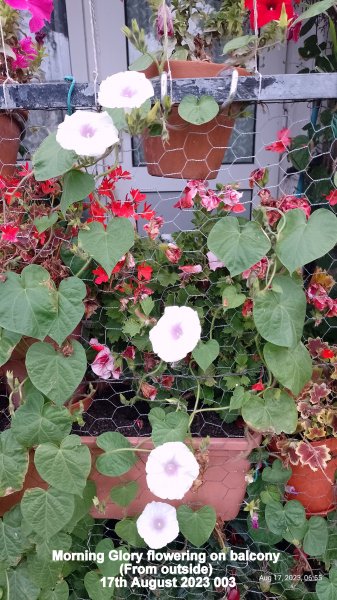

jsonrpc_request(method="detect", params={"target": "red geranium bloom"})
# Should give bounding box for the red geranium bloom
[138,202,156,221]
[326,190,337,206]
[92,266,109,285]
[265,128,292,152]
[32,228,47,245]
[130,188,146,204]
[251,379,265,391]
[137,263,153,282]
[110,200,136,218]
[122,346,136,360]
[0,223,19,242]
[87,197,107,224]
[320,348,335,359]
[245,0,294,28]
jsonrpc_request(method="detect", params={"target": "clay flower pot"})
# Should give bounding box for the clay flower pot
[286,438,337,515]
[143,61,248,180]
[0,432,261,519]
[0,110,28,178]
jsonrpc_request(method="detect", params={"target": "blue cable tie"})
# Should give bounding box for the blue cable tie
[64,75,76,116]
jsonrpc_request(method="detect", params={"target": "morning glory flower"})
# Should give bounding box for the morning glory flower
[56,110,119,157]
[149,306,201,362]
[136,501,179,549]
[98,71,154,110]
[146,442,199,500]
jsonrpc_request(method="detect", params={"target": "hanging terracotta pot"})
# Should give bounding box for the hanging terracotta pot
[142,61,248,180]
[0,110,28,178]
[286,438,337,515]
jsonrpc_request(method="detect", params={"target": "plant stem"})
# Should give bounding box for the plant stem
[74,257,92,278]
[209,307,222,340]
[193,406,230,415]
[188,369,201,428]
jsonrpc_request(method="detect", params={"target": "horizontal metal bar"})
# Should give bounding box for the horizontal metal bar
[0,73,335,110]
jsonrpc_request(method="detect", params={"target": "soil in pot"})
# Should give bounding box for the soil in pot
[143,61,248,180]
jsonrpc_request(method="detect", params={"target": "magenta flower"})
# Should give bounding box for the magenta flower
[156,3,174,38]
[251,512,259,529]
[4,0,54,33]
[12,36,37,69]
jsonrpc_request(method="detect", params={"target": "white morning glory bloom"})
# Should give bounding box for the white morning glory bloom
[149,306,201,362]
[56,110,119,157]
[136,501,179,549]
[146,441,199,500]
[98,71,154,110]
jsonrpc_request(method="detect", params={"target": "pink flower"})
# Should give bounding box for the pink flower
[174,180,207,209]
[251,380,265,391]
[206,251,224,271]
[4,0,54,33]
[265,128,292,152]
[306,283,330,312]
[179,265,202,274]
[242,298,253,317]
[165,244,182,264]
[326,190,337,206]
[242,257,268,281]
[89,338,120,380]
[156,3,174,37]
[122,346,136,360]
[251,512,259,529]
[249,168,268,189]
[0,223,19,242]
[201,190,222,212]
[143,216,164,240]
[141,382,157,401]
[222,186,245,213]
[278,195,311,219]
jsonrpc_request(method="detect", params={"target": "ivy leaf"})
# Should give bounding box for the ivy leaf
[207,217,271,277]
[110,481,139,507]
[262,460,292,485]
[148,408,189,446]
[0,328,21,367]
[177,505,216,546]
[242,389,298,434]
[303,516,328,556]
[192,339,219,372]
[11,391,72,446]
[25,340,87,405]
[115,518,146,547]
[21,487,75,540]
[33,213,58,233]
[48,277,86,346]
[122,319,142,337]
[253,276,306,348]
[0,265,57,340]
[0,430,28,496]
[60,170,95,214]
[96,432,137,476]
[263,342,312,395]
[178,95,219,125]
[79,219,134,274]
[140,297,155,316]
[276,209,337,274]
[33,132,76,181]
[34,435,92,496]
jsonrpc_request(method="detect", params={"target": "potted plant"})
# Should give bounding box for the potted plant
[0,0,53,177]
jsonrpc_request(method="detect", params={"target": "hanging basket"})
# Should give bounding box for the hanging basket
[0,110,28,178]
[142,61,248,180]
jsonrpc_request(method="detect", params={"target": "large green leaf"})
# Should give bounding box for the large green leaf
[48,277,86,346]
[110,481,139,507]
[262,459,292,485]
[223,35,256,54]
[148,408,189,446]
[316,568,337,600]
[11,392,72,446]
[207,217,271,277]
[303,516,328,557]
[96,432,137,476]
[0,429,28,496]
[276,209,337,274]
[0,265,57,340]
[178,95,219,125]
[0,328,21,367]
[177,505,216,546]
[115,518,146,547]
[84,571,114,600]
[65,480,96,532]
[27,552,63,590]
[265,500,306,540]
[242,389,298,434]
[60,170,95,214]
[25,340,87,405]
[192,339,219,372]
[21,487,75,539]
[33,133,76,181]
[34,213,58,234]
[293,0,337,24]
[6,563,40,600]
[253,276,306,348]
[96,539,129,577]
[263,341,312,395]
[39,581,69,600]
[79,219,134,274]
[34,435,91,496]
[0,506,27,567]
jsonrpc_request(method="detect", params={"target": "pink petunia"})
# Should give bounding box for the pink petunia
[4,0,53,33]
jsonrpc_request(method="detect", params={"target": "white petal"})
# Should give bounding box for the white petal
[56,110,119,157]
[136,501,179,549]
[149,306,201,362]
[98,71,154,109]
[145,442,199,500]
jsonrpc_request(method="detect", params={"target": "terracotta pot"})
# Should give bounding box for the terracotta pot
[142,61,248,180]
[286,438,337,515]
[0,110,28,178]
[0,432,261,519]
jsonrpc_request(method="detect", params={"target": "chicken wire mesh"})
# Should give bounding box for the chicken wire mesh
[0,91,336,600]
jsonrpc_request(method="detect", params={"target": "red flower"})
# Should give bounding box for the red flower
[320,348,335,360]
[251,380,264,391]
[32,228,47,245]
[137,263,153,282]
[161,375,174,388]
[130,188,146,204]
[165,243,182,264]
[140,382,157,401]
[143,216,164,240]
[0,223,19,242]
[110,200,135,218]
[249,168,268,189]
[326,190,337,206]
[87,198,107,224]
[92,266,109,284]
[245,0,294,28]
[265,127,292,152]
[174,180,207,209]
[242,257,268,281]
[40,179,60,195]
[112,256,126,274]
[122,346,136,360]
[242,298,253,317]
[138,202,156,221]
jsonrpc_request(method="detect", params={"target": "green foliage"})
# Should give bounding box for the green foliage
[79,219,135,274]
[0,328,21,367]
[95,432,137,476]
[115,518,146,547]
[177,505,216,546]
[263,342,312,395]
[110,481,139,507]
[242,389,298,434]
[192,339,220,372]
[0,429,28,495]
[60,170,95,214]
[33,133,76,181]
[148,407,189,445]
[178,95,219,125]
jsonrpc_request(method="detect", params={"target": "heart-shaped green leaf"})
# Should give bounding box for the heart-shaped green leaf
[0,430,29,496]
[65,480,96,532]
[0,265,57,340]
[110,481,139,507]
[222,285,246,311]
[0,328,21,367]
[262,459,292,485]
[79,219,135,275]
[265,500,306,538]
[95,539,129,577]
[316,567,337,600]
[6,564,40,600]
[0,506,27,567]
[60,170,95,215]
[25,340,87,405]
[178,95,219,125]
[264,341,312,395]
[192,339,220,372]
[84,571,115,600]
[34,213,58,233]
[27,551,63,590]
[21,487,75,539]
[115,518,146,548]
[12,391,72,446]
[303,516,328,556]
[34,435,91,496]
[96,432,137,476]
[48,277,86,346]
[242,389,298,434]
[177,505,216,546]
[207,217,271,277]
[33,132,77,181]
[39,581,69,600]
[253,276,306,348]
[276,209,337,274]
[148,408,189,446]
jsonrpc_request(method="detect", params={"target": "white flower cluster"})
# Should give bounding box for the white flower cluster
[56,71,154,157]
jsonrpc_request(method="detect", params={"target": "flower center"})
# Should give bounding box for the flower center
[171,323,183,340]
[153,518,165,530]
[164,460,179,475]
[121,86,137,98]
[80,124,96,138]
